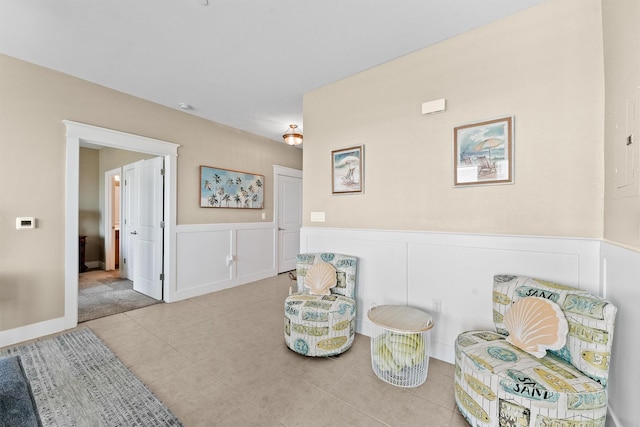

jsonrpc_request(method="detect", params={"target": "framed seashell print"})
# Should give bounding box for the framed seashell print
[332,145,364,194]
[200,165,264,208]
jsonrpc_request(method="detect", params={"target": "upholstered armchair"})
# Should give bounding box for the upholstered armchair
[284,253,358,357]
[455,275,617,427]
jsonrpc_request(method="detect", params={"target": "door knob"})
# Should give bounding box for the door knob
[130,231,138,235]
[278,227,284,231]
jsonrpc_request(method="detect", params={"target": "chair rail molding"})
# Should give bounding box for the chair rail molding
[300,226,602,363]
[174,222,277,300]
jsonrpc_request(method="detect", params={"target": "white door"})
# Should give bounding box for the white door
[122,163,136,281]
[276,170,302,273]
[130,157,164,300]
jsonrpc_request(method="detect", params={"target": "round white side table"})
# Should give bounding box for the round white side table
[367,305,434,388]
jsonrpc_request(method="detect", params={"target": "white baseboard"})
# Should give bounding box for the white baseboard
[607,408,622,427]
[3,227,635,425]
[172,268,277,301]
[0,317,67,348]
[301,227,602,366]
[173,222,277,302]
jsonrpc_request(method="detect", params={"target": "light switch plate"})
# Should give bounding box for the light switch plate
[310,212,326,222]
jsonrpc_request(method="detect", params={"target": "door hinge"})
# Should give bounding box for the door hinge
[123,258,127,264]
[160,221,165,228]
[160,168,165,176]
[160,273,164,281]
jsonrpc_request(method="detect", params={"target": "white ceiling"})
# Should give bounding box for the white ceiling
[0,0,543,143]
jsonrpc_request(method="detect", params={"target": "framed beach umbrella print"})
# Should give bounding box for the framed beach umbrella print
[453,116,514,187]
[332,145,364,194]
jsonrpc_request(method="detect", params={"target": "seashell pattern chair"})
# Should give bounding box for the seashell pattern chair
[284,253,358,357]
[455,275,617,427]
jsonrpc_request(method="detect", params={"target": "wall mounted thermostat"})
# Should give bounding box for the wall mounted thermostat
[16,217,36,229]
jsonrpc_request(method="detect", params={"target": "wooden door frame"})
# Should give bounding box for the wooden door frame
[64,121,179,328]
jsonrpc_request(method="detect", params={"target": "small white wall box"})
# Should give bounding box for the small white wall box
[16,217,36,229]
[226,254,235,266]
[310,212,326,222]
[421,99,446,115]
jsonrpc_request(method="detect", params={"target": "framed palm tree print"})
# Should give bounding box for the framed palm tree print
[200,166,264,208]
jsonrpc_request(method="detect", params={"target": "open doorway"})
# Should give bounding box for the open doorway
[77,269,158,322]
[65,121,180,329]
[77,152,163,322]
[104,168,120,272]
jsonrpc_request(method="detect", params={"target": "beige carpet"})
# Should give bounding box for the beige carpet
[78,270,160,323]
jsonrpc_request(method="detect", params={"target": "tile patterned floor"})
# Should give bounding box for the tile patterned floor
[81,273,467,426]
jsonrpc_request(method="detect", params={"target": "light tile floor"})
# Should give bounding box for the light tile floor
[81,272,468,427]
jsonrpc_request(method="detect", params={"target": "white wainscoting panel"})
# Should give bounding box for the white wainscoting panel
[175,223,277,301]
[176,227,232,297]
[301,227,601,363]
[237,227,277,281]
[601,241,639,427]
[299,233,409,337]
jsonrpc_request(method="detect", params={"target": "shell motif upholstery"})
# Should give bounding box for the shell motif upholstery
[503,297,568,358]
[455,275,617,427]
[284,253,358,357]
[304,262,337,296]
[295,253,357,299]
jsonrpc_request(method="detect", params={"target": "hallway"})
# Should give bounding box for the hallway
[78,269,160,323]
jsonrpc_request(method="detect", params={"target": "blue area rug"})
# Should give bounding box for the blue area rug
[0,355,42,427]
[1,329,182,427]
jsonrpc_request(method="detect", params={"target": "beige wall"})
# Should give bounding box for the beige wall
[303,0,605,238]
[79,148,100,262]
[602,0,640,251]
[0,54,302,332]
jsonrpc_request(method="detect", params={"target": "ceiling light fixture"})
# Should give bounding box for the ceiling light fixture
[282,124,303,145]
[177,103,193,110]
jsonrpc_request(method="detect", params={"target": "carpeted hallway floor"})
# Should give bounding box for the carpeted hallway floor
[78,269,160,323]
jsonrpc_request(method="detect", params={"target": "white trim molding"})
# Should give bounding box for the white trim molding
[301,227,602,363]
[64,120,180,329]
[174,222,277,300]
[600,240,639,427]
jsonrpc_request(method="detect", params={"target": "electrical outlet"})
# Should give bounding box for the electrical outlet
[433,299,442,313]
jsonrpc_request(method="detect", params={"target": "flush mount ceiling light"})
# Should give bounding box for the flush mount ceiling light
[177,103,193,110]
[282,124,303,145]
